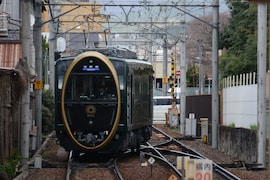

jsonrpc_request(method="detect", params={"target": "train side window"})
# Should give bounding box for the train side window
[56,59,72,90]
[112,61,124,90]
[58,75,63,89]
[118,75,124,90]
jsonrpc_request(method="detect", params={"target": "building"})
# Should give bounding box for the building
[42,1,107,55]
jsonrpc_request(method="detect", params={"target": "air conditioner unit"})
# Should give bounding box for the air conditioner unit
[0,14,8,37]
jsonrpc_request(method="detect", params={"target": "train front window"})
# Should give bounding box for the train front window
[65,75,117,101]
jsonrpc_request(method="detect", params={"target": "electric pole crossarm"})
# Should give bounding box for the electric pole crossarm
[120,5,134,25]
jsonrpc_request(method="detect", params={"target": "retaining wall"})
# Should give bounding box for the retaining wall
[218,126,257,163]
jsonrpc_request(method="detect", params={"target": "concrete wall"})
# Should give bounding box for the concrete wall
[218,126,257,163]
[222,73,257,129]
[223,84,257,128]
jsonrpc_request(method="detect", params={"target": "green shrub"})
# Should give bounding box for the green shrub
[250,124,257,131]
[42,90,54,134]
[0,152,21,179]
[228,123,235,128]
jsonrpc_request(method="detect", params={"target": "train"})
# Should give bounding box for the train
[55,47,153,157]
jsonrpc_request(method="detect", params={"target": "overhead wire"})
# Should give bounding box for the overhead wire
[47,0,227,49]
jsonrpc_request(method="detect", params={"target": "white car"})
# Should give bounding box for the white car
[153,96,180,124]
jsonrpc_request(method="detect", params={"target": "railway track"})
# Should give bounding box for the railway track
[66,151,124,180]
[138,126,241,180]
[17,126,264,179]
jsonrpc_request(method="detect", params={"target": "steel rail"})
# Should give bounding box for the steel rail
[142,142,183,178]
[66,154,123,180]
[151,126,241,180]
[66,151,73,180]
[140,149,183,177]
[111,158,124,180]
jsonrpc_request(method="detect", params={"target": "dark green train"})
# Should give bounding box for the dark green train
[55,48,153,156]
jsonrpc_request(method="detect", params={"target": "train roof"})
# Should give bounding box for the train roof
[57,47,151,66]
[77,47,137,59]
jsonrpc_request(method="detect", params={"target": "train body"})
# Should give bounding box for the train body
[55,48,153,156]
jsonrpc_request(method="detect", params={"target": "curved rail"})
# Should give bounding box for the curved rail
[146,142,183,177]
[66,151,73,180]
[150,126,241,180]
[111,158,124,180]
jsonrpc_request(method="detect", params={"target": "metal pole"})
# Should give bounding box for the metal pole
[162,37,168,96]
[211,0,219,149]
[266,4,270,177]
[198,39,204,95]
[44,48,49,85]
[180,0,186,135]
[34,0,43,148]
[148,17,153,63]
[257,3,267,168]
[21,0,31,164]
[49,0,56,94]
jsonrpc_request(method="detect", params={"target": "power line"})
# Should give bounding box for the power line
[46,3,214,8]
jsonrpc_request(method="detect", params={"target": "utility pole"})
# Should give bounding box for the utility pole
[162,36,168,96]
[180,0,186,135]
[257,3,267,168]
[148,17,153,63]
[162,9,168,96]
[49,0,56,93]
[33,0,43,148]
[268,3,270,177]
[211,0,219,149]
[198,39,204,95]
[21,0,31,164]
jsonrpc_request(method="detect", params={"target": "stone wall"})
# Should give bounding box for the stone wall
[218,126,257,163]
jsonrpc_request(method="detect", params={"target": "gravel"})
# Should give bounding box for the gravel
[21,125,269,180]
[155,124,269,180]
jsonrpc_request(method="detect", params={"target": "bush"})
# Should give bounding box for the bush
[42,90,54,133]
[0,152,21,179]
[250,124,257,131]
[228,123,235,128]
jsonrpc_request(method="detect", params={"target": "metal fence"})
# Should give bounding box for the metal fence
[223,72,257,88]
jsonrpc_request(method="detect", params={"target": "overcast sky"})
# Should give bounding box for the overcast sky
[94,0,229,16]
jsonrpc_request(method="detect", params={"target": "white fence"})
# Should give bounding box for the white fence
[222,72,257,129]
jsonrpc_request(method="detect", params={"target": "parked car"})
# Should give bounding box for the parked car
[153,96,180,123]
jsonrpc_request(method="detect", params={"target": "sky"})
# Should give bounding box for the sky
[66,0,229,33]
[92,0,229,29]
[93,0,229,15]
[93,0,229,24]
